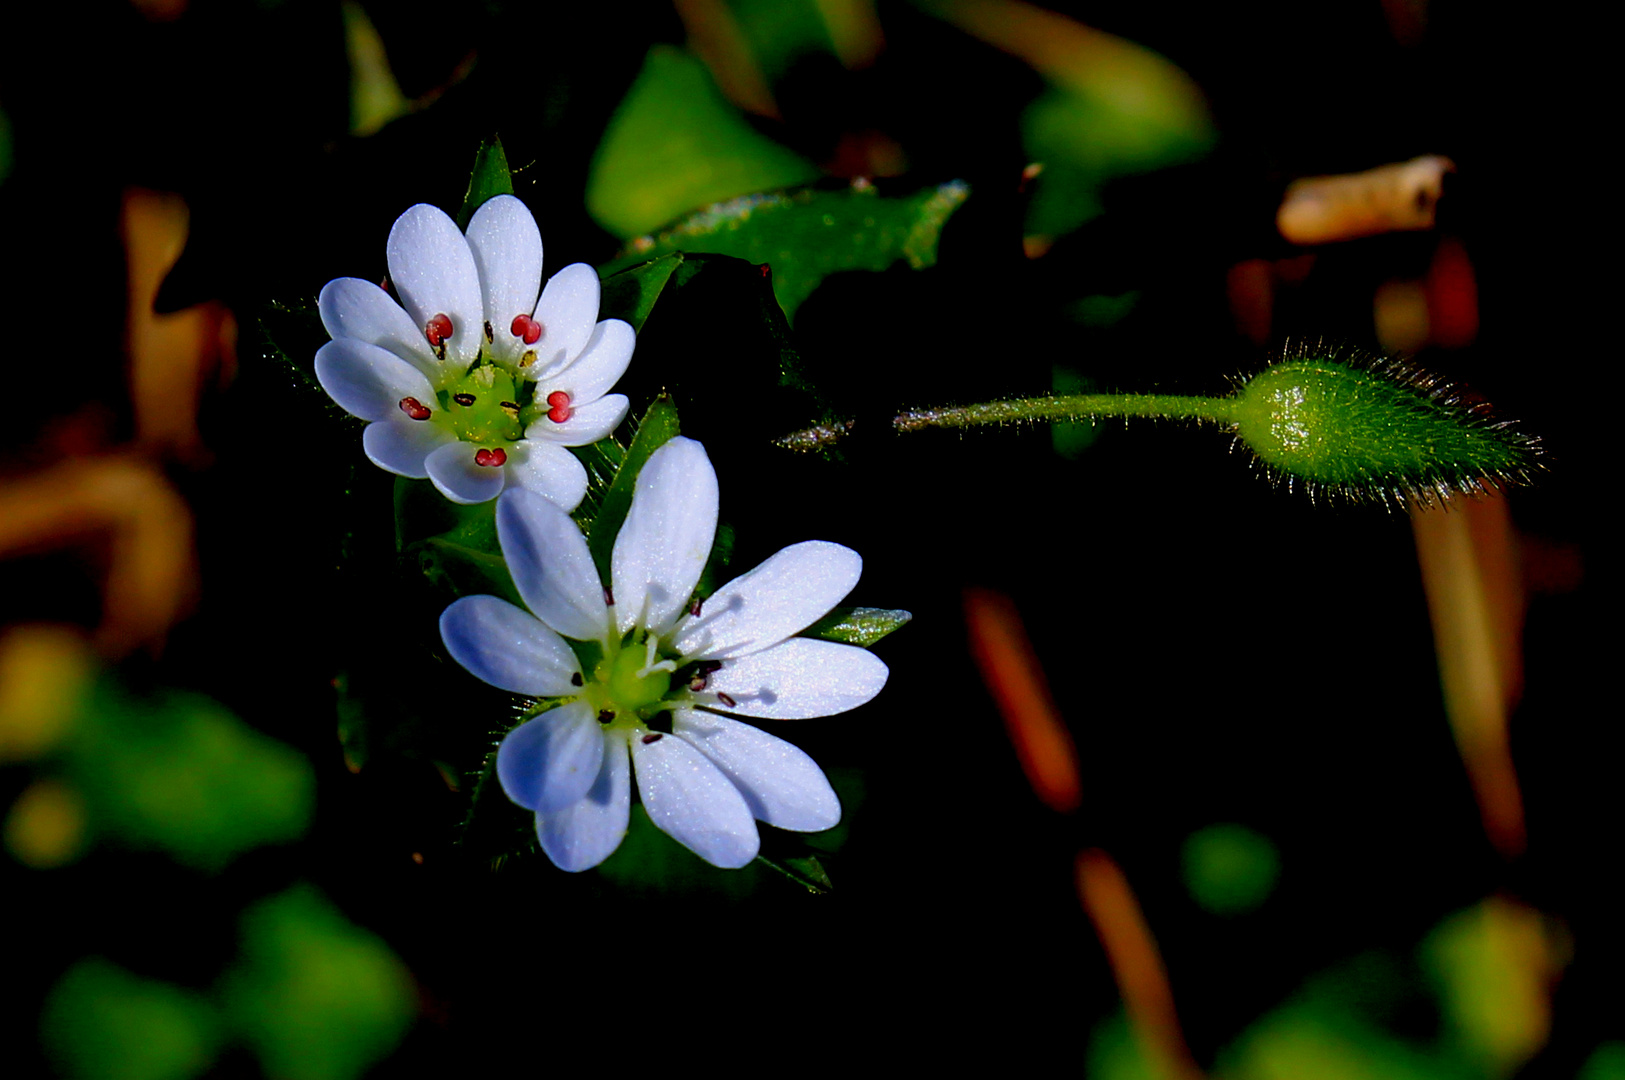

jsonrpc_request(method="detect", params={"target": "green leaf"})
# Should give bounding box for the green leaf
[798,606,912,647]
[604,180,972,321]
[393,476,499,554]
[756,852,834,895]
[257,300,336,406]
[456,135,515,230]
[222,886,415,1080]
[586,396,681,582]
[599,252,685,333]
[409,537,523,608]
[587,46,821,239]
[41,959,222,1080]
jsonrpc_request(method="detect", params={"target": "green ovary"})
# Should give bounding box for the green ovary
[588,647,673,721]
[435,365,525,444]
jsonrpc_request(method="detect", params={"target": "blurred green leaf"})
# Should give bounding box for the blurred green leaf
[41,959,221,1080]
[1085,1012,1160,1080]
[587,46,821,239]
[223,886,415,1080]
[1181,822,1280,916]
[258,300,337,406]
[410,537,523,607]
[342,0,410,137]
[799,606,912,647]
[1023,83,1214,238]
[0,105,13,186]
[69,686,313,871]
[603,180,971,321]
[586,396,681,582]
[1422,898,1558,1074]
[1222,1004,1464,1080]
[456,135,515,230]
[1581,1043,1625,1080]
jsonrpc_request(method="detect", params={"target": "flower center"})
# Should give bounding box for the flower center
[436,365,525,445]
[593,645,672,718]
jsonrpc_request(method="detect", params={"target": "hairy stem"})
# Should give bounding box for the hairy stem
[896,393,1239,433]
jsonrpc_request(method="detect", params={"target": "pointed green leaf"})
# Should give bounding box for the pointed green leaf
[410,538,523,609]
[456,135,515,230]
[798,606,912,647]
[599,252,685,333]
[604,180,971,321]
[587,46,821,239]
[586,396,681,581]
[756,852,834,895]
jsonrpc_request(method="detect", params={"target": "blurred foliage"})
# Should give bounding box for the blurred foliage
[603,179,969,321]
[41,960,221,1080]
[223,886,416,1080]
[1582,1044,1625,1080]
[587,46,822,238]
[341,0,409,137]
[1181,822,1280,916]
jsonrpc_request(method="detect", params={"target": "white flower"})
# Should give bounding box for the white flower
[439,436,889,871]
[315,196,632,508]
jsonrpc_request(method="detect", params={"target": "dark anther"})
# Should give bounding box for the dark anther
[500,400,520,413]
[453,393,476,407]
[716,692,737,707]
[483,320,495,343]
[689,597,704,617]
[688,676,708,692]
[697,660,723,675]
[641,733,664,744]
[598,709,615,724]
[570,673,583,687]
[603,586,614,606]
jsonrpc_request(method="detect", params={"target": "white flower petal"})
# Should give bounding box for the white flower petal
[465,195,543,368]
[703,637,889,719]
[362,415,456,478]
[535,737,630,872]
[631,731,758,868]
[545,320,635,403]
[673,711,839,832]
[314,339,437,422]
[610,436,718,637]
[317,277,439,378]
[425,441,508,505]
[495,489,611,643]
[387,203,484,366]
[530,263,600,373]
[502,440,590,512]
[439,595,583,697]
[524,394,629,446]
[673,541,862,659]
[495,701,604,813]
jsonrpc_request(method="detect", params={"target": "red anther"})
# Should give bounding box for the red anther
[398,396,432,421]
[510,314,543,345]
[473,447,508,468]
[641,733,664,745]
[546,390,573,424]
[425,313,453,346]
[716,692,737,708]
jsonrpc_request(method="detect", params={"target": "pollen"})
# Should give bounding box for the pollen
[398,396,431,420]
[511,314,543,345]
[546,390,573,423]
[424,313,453,347]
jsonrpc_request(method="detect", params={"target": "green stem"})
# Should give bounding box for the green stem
[892,393,1239,433]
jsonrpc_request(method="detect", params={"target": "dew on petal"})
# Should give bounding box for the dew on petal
[398,396,432,421]
[474,447,508,467]
[425,312,453,347]
[546,390,573,423]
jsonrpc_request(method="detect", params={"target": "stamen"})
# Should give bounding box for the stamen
[546,390,573,424]
[641,733,664,744]
[510,314,543,345]
[689,597,704,617]
[697,660,723,675]
[716,692,737,708]
[603,586,615,607]
[688,676,708,692]
[499,400,521,420]
[570,673,583,687]
[598,710,615,724]
[483,320,494,343]
[473,448,508,468]
[424,313,453,347]
[519,350,537,368]
[453,393,476,407]
[398,396,432,421]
